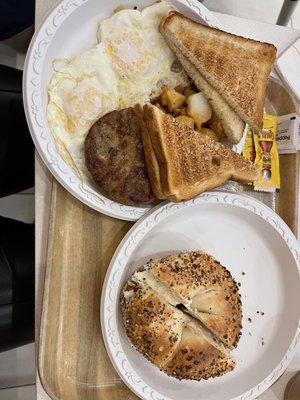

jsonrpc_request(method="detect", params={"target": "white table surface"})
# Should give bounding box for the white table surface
[35,2,300,399]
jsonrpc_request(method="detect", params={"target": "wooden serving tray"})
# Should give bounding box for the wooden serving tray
[38,180,137,400]
[35,1,299,398]
[38,152,299,400]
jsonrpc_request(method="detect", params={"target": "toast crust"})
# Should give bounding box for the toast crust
[134,104,166,199]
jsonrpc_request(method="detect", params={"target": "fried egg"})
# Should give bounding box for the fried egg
[47,1,189,181]
[47,45,118,175]
[99,1,188,107]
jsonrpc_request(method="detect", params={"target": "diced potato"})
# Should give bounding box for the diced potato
[159,84,170,106]
[184,86,196,98]
[175,115,195,129]
[173,107,187,117]
[160,91,168,106]
[160,85,170,106]
[154,102,165,112]
[166,88,186,113]
[198,127,220,142]
[173,108,182,117]
[206,111,225,138]
[187,92,212,129]
[180,107,188,116]
[175,85,185,94]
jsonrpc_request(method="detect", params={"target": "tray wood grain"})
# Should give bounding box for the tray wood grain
[38,180,138,400]
[276,153,299,234]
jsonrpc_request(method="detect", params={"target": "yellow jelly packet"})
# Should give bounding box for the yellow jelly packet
[242,127,256,187]
[243,127,256,164]
[253,113,280,192]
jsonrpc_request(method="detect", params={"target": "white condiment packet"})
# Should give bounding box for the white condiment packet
[276,113,300,154]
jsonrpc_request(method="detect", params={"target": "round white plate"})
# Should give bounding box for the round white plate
[23,0,219,221]
[101,192,300,400]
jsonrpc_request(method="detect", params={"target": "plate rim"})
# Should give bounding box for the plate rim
[101,191,300,400]
[22,0,219,221]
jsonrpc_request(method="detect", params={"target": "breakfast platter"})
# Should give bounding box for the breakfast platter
[24,0,267,221]
[30,0,300,400]
[24,0,220,221]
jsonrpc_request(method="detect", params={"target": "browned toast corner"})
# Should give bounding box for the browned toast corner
[160,11,277,133]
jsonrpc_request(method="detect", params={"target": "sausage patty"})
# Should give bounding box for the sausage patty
[85,108,154,205]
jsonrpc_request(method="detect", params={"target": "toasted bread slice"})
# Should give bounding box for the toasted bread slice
[134,104,166,199]
[143,103,258,201]
[164,38,245,144]
[160,11,277,133]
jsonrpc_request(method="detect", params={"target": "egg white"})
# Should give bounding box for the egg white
[47,1,189,182]
[99,1,189,108]
[47,44,118,176]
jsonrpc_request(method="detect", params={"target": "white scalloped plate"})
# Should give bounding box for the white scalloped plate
[101,191,300,400]
[23,0,220,221]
